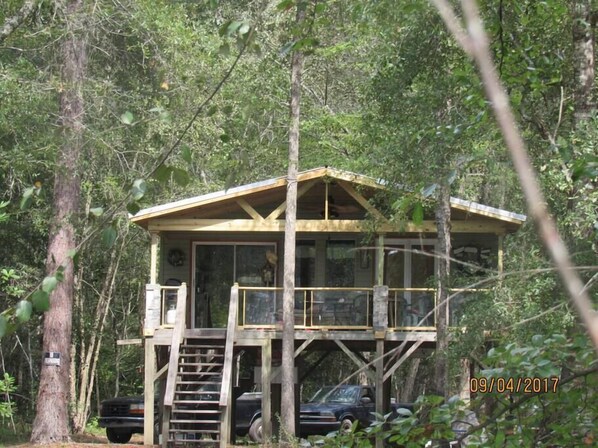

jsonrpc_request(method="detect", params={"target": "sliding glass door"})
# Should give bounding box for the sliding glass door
[193,242,276,328]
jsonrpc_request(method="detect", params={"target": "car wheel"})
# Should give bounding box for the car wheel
[340,417,354,434]
[106,428,132,444]
[248,417,263,443]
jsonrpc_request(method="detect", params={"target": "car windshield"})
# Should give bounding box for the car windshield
[308,386,359,404]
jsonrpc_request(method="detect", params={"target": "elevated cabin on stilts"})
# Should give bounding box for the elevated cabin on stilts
[130,167,525,447]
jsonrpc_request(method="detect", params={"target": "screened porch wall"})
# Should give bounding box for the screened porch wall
[156,231,500,329]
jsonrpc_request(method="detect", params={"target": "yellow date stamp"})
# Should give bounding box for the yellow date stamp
[470,376,559,394]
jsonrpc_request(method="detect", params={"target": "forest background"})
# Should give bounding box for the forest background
[0,0,596,446]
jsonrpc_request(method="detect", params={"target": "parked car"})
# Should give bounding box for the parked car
[243,385,413,443]
[299,385,413,437]
[99,391,262,443]
[99,384,410,444]
[99,395,157,443]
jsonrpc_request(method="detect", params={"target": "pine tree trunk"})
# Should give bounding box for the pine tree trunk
[433,180,451,398]
[30,0,85,442]
[281,4,306,444]
[572,0,595,126]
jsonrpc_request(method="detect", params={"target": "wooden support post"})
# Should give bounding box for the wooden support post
[261,340,272,442]
[375,339,385,448]
[143,337,155,445]
[373,285,388,339]
[150,232,160,284]
[376,235,385,285]
[498,234,504,274]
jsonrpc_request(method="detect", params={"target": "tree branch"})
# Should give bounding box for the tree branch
[430,0,598,356]
[0,1,38,44]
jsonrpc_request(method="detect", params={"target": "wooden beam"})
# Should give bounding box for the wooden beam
[164,284,187,407]
[266,179,317,220]
[338,181,387,222]
[148,218,508,234]
[325,168,385,190]
[261,340,272,442]
[300,351,332,382]
[375,339,384,448]
[294,336,315,358]
[132,169,329,223]
[220,285,239,447]
[236,198,263,221]
[498,235,504,274]
[117,338,142,346]
[376,235,385,285]
[150,232,159,284]
[143,337,155,445]
[154,363,169,381]
[383,340,424,382]
[334,340,375,383]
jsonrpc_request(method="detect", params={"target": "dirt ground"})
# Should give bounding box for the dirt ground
[6,433,150,448]
[7,433,252,448]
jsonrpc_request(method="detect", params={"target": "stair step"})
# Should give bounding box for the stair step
[176,371,222,376]
[174,390,220,395]
[175,380,222,385]
[172,408,220,414]
[169,429,220,434]
[170,419,221,424]
[168,439,219,445]
[181,344,225,349]
[173,400,220,406]
[178,362,223,367]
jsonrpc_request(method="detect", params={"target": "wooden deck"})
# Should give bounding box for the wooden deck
[153,327,436,346]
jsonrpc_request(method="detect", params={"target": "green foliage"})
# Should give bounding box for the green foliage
[0,373,16,420]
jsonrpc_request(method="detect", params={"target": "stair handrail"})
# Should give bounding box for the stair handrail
[219,283,238,408]
[164,282,187,407]
[218,284,239,447]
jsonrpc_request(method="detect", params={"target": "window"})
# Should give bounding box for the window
[385,240,437,327]
[384,241,436,288]
[326,240,355,287]
[295,241,316,287]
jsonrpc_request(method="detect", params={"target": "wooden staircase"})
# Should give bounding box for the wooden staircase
[166,339,225,446]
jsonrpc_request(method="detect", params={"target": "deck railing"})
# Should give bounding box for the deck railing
[238,287,372,330]
[237,286,487,331]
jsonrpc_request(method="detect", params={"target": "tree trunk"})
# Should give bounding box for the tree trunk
[281,4,306,444]
[72,234,125,433]
[572,0,595,126]
[30,0,85,443]
[433,180,451,398]
[0,0,38,44]
[401,358,420,402]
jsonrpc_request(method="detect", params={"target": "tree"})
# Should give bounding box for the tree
[433,180,451,397]
[30,0,86,442]
[281,2,307,443]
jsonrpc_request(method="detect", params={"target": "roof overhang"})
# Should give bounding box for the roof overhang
[131,167,526,232]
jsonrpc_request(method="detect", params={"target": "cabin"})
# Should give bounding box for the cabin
[130,167,525,447]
